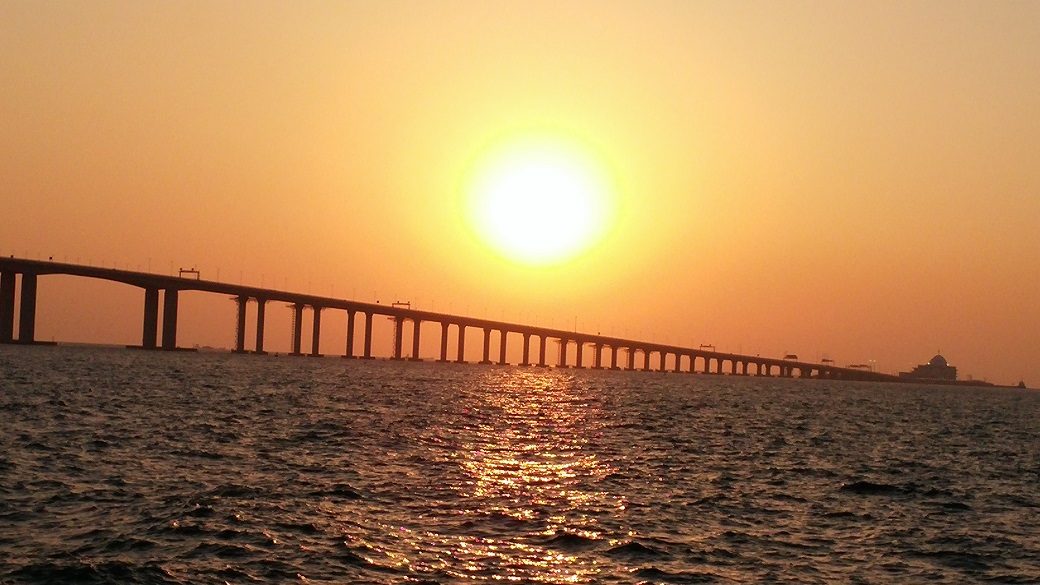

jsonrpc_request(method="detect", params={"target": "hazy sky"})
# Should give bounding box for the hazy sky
[2,1,1038,385]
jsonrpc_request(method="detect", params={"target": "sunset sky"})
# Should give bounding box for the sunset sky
[2,1,1037,385]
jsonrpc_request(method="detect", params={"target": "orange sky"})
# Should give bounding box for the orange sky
[2,1,1038,385]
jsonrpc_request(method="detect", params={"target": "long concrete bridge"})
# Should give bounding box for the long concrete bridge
[0,257,898,381]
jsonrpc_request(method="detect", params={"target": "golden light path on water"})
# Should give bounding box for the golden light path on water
[448,369,620,582]
[327,369,628,583]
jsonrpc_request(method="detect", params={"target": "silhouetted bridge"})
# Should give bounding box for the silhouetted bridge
[0,257,898,381]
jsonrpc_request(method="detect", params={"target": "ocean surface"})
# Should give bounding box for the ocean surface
[1,344,1038,584]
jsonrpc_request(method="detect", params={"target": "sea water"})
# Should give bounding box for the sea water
[1,344,1038,584]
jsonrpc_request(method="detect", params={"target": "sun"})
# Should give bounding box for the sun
[463,134,616,266]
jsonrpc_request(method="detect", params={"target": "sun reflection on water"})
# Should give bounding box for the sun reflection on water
[445,369,618,582]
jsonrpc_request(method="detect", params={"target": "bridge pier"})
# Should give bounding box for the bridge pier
[255,299,267,354]
[557,338,569,367]
[342,309,355,358]
[142,287,159,349]
[480,327,492,364]
[498,329,508,365]
[0,272,14,343]
[438,322,449,362]
[310,306,322,357]
[362,311,374,359]
[658,351,667,372]
[594,343,603,369]
[410,319,422,361]
[290,303,304,356]
[455,324,466,363]
[393,316,404,360]
[520,333,531,366]
[538,335,547,367]
[15,272,37,344]
[234,295,248,353]
[575,340,584,368]
[627,347,635,370]
[161,288,178,350]
[610,346,620,370]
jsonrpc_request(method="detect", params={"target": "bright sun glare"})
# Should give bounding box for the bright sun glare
[464,134,616,266]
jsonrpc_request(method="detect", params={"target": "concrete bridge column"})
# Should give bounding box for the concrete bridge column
[234,295,248,353]
[456,324,466,363]
[438,322,449,362]
[310,307,323,357]
[255,299,267,355]
[410,319,422,361]
[0,272,14,343]
[594,343,603,369]
[538,335,547,367]
[142,287,159,350]
[498,330,508,365]
[343,309,355,358]
[673,353,683,373]
[730,360,738,375]
[480,327,492,364]
[362,311,374,359]
[521,333,531,366]
[627,348,635,370]
[558,338,569,367]
[575,340,584,368]
[161,288,178,350]
[393,317,404,360]
[642,349,653,372]
[290,303,304,356]
[16,272,37,344]
[658,351,667,372]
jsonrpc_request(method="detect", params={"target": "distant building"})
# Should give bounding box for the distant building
[899,353,957,381]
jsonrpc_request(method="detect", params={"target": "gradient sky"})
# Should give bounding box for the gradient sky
[2,1,1038,385]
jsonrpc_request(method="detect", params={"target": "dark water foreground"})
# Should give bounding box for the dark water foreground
[1,345,1038,584]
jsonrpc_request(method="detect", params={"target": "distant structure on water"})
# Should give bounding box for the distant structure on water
[899,353,957,381]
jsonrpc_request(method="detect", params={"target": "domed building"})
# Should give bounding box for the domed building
[899,353,957,381]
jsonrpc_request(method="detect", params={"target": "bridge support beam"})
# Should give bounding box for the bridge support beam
[393,317,404,360]
[234,295,248,353]
[627,348,635,370]
[610,346,620,370]
[16,272,37,344]
[455,324,466,363]
[362,312,373,359]
[438,322,448,362]
[255,299,267,354]
[161,289,178,350]
[343,309,355,358]
[558,338,568,368]
[310,306,322,357]
[520,333,530,366]
[410,319,422,361]
[594,343,603,369]
[290,303,304,356]
[142,287,159,349]
[0,272,16,343]
[480,327,492,364]
[538,335,547,367]
[574,340,584,368]
[498,329,507,365]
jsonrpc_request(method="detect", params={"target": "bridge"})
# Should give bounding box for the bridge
[0,256,898,382]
